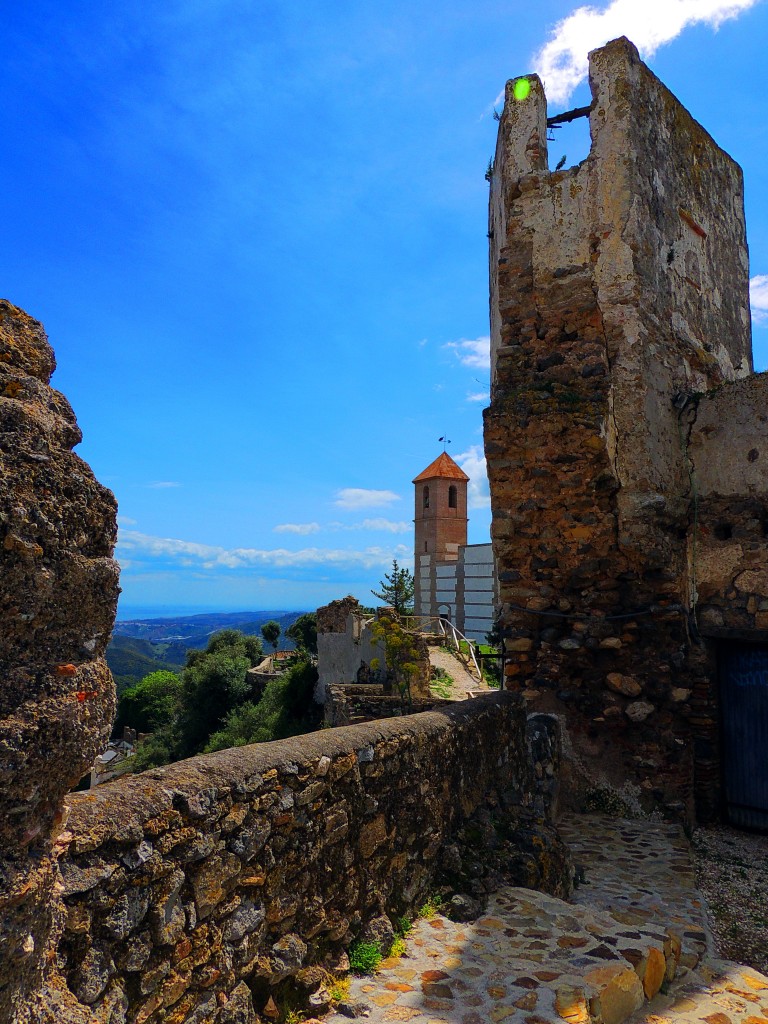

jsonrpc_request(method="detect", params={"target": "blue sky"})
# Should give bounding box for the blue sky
[2,0,767,615]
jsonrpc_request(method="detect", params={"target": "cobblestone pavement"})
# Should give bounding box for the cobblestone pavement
[325,814,768,1024]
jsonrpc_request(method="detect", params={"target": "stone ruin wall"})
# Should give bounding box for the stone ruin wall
[485,37,768,820]
[316,598,432,711]
[0,301,120,1024]
[55,695,568,1024]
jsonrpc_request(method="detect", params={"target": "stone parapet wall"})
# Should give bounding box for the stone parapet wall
[54,693,570,1024]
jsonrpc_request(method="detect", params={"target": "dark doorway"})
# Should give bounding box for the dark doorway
[720,643,768,829]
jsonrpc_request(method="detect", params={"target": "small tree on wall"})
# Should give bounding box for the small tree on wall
[371,559,415,615]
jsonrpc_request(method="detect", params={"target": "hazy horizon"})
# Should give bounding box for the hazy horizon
[116,603,313,622]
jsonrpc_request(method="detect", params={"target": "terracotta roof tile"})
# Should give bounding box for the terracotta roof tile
[412,451,470,483]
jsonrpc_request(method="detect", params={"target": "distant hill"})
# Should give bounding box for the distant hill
[107,637,183,694]
[108,610,309,691]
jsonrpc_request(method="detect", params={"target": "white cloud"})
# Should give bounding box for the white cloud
[750,274,768,324]
[334,488,401,510]
[444,337,490,370]
[147,481,181,489]
[117,515,138,526]
[533,0,761,105]
[117,529,410,571]
[455,445,491,511]
[358,518,411,534]
[273,518,410,536]
[274,522,321,535]
[466,391,490,403]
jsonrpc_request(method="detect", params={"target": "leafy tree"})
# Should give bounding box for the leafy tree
[205,662,320,752]
[176,650,251,756]
[200,629,263,664]
[371,559,415,615]
[132,727,179,772]
[173,630,264,758]
[261,620,281,651]
[114,670,182,735]
[285,612,317,656]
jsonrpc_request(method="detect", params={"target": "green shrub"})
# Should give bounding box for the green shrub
[204,661,320,752]
[348,940,382,975]
[114,670,182,735]
[132,727,179,771]
[417,893,443,919]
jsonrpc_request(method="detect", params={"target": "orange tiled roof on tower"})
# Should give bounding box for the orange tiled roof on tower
[412,451,469,483]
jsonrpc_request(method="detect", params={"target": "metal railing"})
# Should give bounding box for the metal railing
[401,613,482,680]
[436,618,482,679]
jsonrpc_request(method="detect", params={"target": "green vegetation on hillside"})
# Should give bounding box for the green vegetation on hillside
[205,661,319,751]
[106,636,183,694]
[117,628,320,773]
[108,610,313,693]
[113,670,182,735]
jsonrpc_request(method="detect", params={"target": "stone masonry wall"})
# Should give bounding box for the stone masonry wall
[54,694,570,1024]
[689,375,768,640]
[0,301,120,1024]
[484,38,763,820]
[683,376,768,805]
[324,685,455,726]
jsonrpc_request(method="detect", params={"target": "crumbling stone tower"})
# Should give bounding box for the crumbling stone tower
[485,37,768,821]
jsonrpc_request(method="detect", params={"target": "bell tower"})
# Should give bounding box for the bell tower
[413,451,469,560]
[413,452,469,622]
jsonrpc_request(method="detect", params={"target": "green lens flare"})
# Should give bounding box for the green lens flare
[513,78,531,102]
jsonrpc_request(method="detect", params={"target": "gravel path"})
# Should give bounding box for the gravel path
[692,823,768,976]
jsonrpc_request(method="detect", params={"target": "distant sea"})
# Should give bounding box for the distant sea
[116,604,250,621]
[115,604,307,622]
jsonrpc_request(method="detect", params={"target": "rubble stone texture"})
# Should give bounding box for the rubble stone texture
[485,37,768,820]
[0,300,120,1023]
[52,694,569,1023]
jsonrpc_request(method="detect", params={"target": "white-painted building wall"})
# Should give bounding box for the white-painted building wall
[415,542,495,643]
